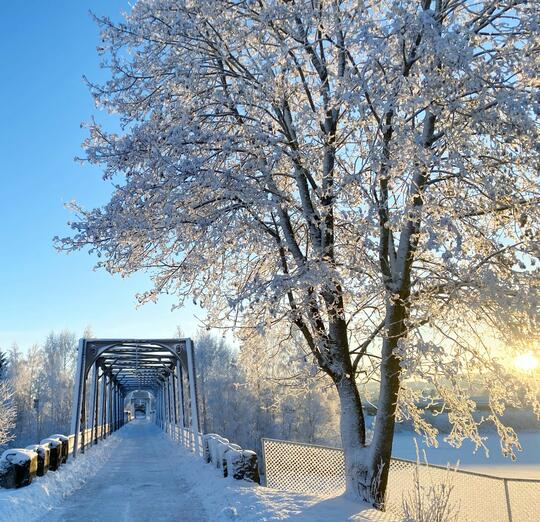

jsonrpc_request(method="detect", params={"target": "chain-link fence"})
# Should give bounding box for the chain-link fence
[262,438,540,521]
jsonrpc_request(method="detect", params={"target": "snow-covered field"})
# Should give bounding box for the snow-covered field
[391,431,540,479]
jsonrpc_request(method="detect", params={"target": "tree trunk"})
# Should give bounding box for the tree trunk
[335,374,371,499]
[367,301,406,507]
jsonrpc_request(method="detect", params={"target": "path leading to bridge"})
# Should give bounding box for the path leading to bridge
[39,420,207,522]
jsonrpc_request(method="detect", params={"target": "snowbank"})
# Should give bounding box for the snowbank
[162,432,395,521]
[0,431,121,522]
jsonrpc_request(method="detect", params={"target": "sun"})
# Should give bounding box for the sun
[514,352,539,372]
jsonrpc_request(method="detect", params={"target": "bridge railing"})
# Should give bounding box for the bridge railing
[162,421,260,483]
[67,423,114,456]
[164,421,204,457]
[261,438,540,522]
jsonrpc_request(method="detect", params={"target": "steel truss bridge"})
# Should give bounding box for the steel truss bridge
[71,337,201,456]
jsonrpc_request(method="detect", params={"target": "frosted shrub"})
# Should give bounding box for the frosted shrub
[402,459,460,522]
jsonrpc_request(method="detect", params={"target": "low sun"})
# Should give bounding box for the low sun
[514,352,539,372]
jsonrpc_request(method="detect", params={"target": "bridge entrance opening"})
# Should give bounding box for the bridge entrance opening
[70,338,201,457]
[126,390,155,420]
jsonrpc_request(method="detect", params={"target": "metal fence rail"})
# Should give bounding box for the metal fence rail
[68,423,112,456]
[262,438,540,522]
[164,421,204,457]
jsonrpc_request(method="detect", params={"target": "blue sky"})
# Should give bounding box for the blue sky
[0,1,203,350]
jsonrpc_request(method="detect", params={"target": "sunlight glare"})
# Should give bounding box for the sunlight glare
[514,352,539,372]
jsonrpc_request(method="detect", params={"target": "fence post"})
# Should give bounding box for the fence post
[503,479,513,522]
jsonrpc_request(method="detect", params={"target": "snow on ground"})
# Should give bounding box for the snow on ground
[1,420,396,522]
[166,433,394,522]
[35,420,207,522]
[2,421,539,521]
[0,430,122,522]
[391,431,540,479]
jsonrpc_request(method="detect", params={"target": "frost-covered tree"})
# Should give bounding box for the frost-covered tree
[0,350,7,378]
[193,329,339,454]
[0,381,16,447]
[42,331,77,431]
[7,332,77,445]
[8,344,44,444]
[193,331,239,435]
[59,0,540,505]
[0,350,16,446]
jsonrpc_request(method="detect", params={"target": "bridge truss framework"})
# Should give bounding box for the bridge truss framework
[71,338,201,457]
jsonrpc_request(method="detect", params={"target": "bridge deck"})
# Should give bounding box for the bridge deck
[40,420,207,522]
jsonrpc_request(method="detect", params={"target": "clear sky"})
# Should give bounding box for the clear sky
[0,1,203,351]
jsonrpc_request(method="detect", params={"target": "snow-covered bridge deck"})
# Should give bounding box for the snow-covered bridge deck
[39,421,207,522]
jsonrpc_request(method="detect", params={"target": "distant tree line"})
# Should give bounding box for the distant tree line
[0,331,77,447]
[194,330,341,457]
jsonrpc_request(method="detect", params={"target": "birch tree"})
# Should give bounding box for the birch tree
[59,0,540,505]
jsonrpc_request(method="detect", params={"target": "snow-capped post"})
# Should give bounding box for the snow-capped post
[50,434,69,463]
[71,339,86,458]
[240,451,260,484]
[40,437,62,471]
[25,444,49,476]
[0,449,38,488]
[186,338,201,456]
[202,434,215,464]
[221,443,241,477]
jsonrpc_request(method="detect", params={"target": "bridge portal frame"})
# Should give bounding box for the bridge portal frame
[71,338,201,458]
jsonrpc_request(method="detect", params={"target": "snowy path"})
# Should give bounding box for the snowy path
[38,420,207,522]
